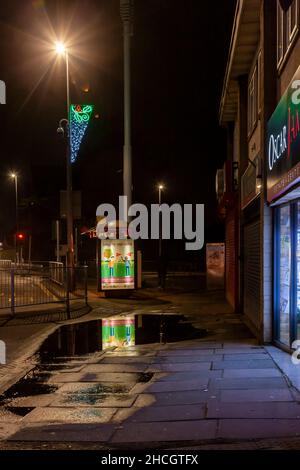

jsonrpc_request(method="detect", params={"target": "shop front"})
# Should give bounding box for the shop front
[267,65,300,350]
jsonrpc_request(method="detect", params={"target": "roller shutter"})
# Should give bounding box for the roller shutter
[244,220,261,329]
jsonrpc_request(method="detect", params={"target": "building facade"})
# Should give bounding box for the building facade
[219,0,300,350]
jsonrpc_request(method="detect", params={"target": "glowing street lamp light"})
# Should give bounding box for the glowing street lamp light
[158,184,164,205]
[55,41,66,55]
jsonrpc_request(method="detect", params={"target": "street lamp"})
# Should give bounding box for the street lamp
[158,184,164,258]
[9,173,19,262]
[120,0,134,209]
[158,184,164,206]
[55,41,74,274]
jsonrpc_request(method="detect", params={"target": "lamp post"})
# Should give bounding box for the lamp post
[120,0,134,209]
[55,42,74,273]
[158,184,164,257]
[10,173,18,262]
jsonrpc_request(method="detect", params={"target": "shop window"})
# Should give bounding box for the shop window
[277,205,291,346]
[277,0,299,69]
[274,200,300,348]
[248,66,258,135]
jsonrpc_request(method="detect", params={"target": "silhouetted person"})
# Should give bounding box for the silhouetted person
[158,254,167,289]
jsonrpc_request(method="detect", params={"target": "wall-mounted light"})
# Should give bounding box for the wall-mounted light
[255,157,262,191]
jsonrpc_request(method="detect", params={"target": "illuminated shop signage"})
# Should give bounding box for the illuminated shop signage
[267,66,300,202]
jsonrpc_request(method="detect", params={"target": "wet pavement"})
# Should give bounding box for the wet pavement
[1,327,300,448]
[2,288,300,449]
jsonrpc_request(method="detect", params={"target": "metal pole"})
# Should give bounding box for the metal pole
[11,268,15,316]
[28,235,32,266]
[15,176,18,263]
[66,266,70,319]
[65,51,74,271]
[96,238,100,292]
[84,265,88,305]
[121,0,133,209]
[56,220,60,262]
[75,226,78,267]
[159,187,162,258]
[15,175,18,233]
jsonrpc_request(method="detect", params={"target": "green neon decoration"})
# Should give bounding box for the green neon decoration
[69,104,94,163]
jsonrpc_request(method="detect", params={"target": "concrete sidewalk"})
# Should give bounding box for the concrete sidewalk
[1,337,300,449]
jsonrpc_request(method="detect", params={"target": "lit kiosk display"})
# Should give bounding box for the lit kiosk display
[101,239,135,290]
[97,220,135,292]
[267,65,300,349]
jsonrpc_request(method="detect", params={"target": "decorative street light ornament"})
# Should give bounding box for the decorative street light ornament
[69,104,94,163]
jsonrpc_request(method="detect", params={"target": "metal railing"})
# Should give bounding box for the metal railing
[0,263,88,317]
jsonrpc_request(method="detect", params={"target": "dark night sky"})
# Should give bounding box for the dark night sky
[0,0,236,261]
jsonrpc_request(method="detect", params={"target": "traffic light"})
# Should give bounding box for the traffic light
[16,233,25,241]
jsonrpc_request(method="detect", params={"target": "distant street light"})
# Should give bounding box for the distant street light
[9,172,19,262]
[54,41,74,273]
[157,183,165,289]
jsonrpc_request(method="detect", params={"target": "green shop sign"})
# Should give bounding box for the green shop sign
[267,66,300,202]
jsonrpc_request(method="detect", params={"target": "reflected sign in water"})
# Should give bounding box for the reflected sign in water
[102,316,135,349]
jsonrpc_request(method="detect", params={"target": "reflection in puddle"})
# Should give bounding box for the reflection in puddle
[102,316,135,349]
[0,313,205,413]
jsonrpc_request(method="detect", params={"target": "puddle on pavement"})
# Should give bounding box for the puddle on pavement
[0,314,205,411]
[4,406,34,417]
[38,314,206,362]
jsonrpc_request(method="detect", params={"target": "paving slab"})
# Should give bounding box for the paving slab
[223,368,282,378]
[217,419,300,439]
[147,363,211,372]
[8,423,116,442]
[223,354,269,361]
[220,388,294,402]
[58,382,133,394]
[111,419,217,443]
[154,355,223,363]
[156,370,223,381]
[100,357,155,364]
[22,406,116,424]
[48,372,142,383]
[157,350,218,356]
[113,404,206,423]
[83,364,148,373]
[215,348,264,354]
[3,394,57,408]
[134,390,214,407]
[0,423,21,440]
[50,393,137,408]
[104,351,156,357]
[0,408,24,424]
[212,360,276,370]
[207,401,300,419]
[130,379,209,394]
[167,343,223,350]
[208,377,288,390]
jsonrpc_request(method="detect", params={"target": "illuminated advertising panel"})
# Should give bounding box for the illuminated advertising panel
[101,239,135,290]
